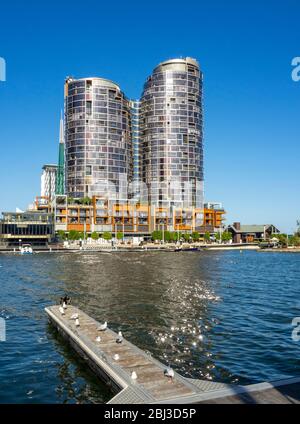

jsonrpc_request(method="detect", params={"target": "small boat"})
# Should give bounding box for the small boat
[20,244,33,255]
[175,246,199,252]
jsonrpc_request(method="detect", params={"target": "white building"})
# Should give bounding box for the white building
[41,164,57,201]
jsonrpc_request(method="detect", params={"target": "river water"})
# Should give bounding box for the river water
[0,250,300,403]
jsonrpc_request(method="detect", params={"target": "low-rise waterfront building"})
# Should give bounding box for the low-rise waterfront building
[228,223,280,244]
[0,211,55,247]
[34,195,225,238]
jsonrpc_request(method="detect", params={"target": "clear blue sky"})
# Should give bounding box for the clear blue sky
[0,0,299,232]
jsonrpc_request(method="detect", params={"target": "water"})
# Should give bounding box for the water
[0,250,300,403]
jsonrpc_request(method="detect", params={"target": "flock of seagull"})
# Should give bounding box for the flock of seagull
[58,301,175,381]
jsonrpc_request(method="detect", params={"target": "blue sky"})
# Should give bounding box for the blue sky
[0,0,299,232]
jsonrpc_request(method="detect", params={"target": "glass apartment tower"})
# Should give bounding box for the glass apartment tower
[64,77,133,199]
[140,57,204,208]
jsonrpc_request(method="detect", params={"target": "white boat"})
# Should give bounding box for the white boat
[20,244,33,255]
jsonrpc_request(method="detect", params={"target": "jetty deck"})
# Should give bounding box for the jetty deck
[45,305,300,404]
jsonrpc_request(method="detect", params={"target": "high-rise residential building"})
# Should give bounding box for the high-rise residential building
[41,164,57,201]
[64,77,133,199]
[56,112,65,195]
[140,57,204,208]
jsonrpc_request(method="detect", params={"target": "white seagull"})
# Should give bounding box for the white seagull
[59,306,65,315]
[131,371,138,380]
[71,313,79,320]
[96,336,101,343]
[63,302,67,310]
[113,354,120,361]
[75,318,80,327]
[116,331,123,344]
[98,321,108,331]
[164,366,175,379]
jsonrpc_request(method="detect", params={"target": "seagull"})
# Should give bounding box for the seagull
[116,331,123,344]
[59,306,65,315]
[71,313,79,320]
[98,321,108,331]
[164,366,175,379]
[63,302,67,310]
[113,354,120,361]
[131,371,138,380]
[75,318,80,327]
[96,336,101,343]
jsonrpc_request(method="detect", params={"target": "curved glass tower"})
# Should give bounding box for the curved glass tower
[64,77,132,199]
[140,57,204,208]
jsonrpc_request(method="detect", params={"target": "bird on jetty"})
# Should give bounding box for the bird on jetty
[59,306,65,315]
[96,336,101,343]
[131,371,138,380]
[75,318,80,327]
[98,322,108,331]
[164,366,175,380]
[113,354,120,361]
[71,313,79,320]
[116,331,123,344]
[63,302,67,310]
[60,296,71,306]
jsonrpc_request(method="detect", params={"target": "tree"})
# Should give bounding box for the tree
[296,220,300,237]
[192,232,200,242]
[117,232,124,240]
[222,231,232,243]
[169,232,178,243]
[164,231,171,242]
[68,230,81,241]
[215,232,221,242]
[91,232,99,241]
[289,235,300,246]
[102,232,112,241]
[204,232,211,243]
[57,230,67,241]
[273,234,288,247]
[152,231,163,241]
[183,233,190,242]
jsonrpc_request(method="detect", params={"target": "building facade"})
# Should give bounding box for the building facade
[228,223,280,244]
[140,57,204,208]
[64,77,133,199]
[0,211,54,247]
[41,164,57,201]
[39,195,225,237]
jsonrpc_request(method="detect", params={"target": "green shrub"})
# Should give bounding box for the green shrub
[68,230,81,240]
[57,230,67,241]
[91,232,99,240]
[152,231,163,241]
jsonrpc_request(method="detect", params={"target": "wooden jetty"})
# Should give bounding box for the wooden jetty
[45,305,300,404]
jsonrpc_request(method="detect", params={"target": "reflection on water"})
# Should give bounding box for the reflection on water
[0,250,300,403]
